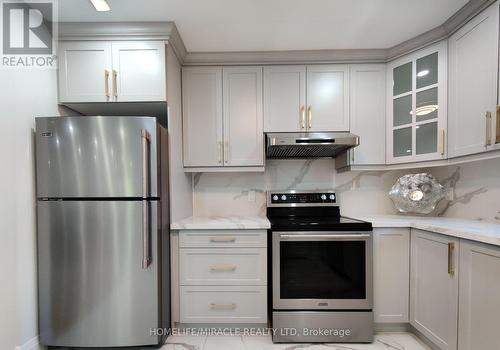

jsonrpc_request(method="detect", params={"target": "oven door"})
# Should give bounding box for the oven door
[272,231,372,310]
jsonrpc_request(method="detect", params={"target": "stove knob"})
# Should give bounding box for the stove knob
[281,195,287,201]
[329,194,336,201]
[272,195,278,201]
[321,194,327,200]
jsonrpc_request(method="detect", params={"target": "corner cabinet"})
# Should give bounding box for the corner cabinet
[410,229,459,350]
[264,64,349,132]
[58,41,166,103]
[448,1,500,158]
[386,41,447,164]
[182,66,264,171]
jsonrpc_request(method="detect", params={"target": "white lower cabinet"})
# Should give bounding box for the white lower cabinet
[373,228,409,323]
[180,285,267,324]
[458,240,500,350]
[179,229,267,324]
[410,229,459,350]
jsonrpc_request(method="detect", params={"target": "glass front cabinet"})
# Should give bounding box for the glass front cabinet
[386,41,447,164]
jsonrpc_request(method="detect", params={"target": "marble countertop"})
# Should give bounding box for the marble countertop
[171,216,271,230]
[353,214,500,247]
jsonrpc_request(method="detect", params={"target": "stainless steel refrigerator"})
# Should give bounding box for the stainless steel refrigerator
[35,116,170,347]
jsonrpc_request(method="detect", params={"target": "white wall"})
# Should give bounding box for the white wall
[0,68,59,350]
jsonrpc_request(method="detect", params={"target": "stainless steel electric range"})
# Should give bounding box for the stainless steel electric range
[267,190,373,343]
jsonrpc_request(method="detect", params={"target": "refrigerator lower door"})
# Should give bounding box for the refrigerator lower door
[37,200,160,347]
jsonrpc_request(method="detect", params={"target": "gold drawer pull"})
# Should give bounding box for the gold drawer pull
[209,236,236,243]
[300,106,306,129]
[485,111,492,146]
[210,303,236,310]
[209,264,237,272]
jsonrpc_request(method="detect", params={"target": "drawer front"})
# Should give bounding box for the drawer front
[179,230,267,248]
[180,286,267,323]
[180,248,267,285]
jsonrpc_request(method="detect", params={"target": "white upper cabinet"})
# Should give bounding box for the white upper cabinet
[410,229,459,350]
[58,41,113,103]
[263,64,349,132]
[263,66,306,132]
[306,65,350,131]
[387,41,447,164]
[223,67,264,166]
[111,41,166,102]
[349,64,386,165]
[58,41,166,103]
[182,67,223,167]
[182,66,264,170]
[448,2,499,158]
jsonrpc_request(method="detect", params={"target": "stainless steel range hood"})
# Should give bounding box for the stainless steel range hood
[266,132,359,158]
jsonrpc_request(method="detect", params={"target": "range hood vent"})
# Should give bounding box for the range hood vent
[266,132,359,159]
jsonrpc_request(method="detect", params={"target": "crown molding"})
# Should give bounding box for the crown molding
[58,21,187,62]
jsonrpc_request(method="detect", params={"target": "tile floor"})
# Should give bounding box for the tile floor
[162,332,430,350]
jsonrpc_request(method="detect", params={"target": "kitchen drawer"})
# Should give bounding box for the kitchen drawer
[180,285,267,323]
[180,248,267,285]
[179,230,267,248]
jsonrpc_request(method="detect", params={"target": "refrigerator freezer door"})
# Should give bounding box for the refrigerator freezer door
[36,116,159,198]
[37,200,160,347]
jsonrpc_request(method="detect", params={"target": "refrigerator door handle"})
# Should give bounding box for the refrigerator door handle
[141,129,151,198]
[142,200,151,269]
[141,129,152,269]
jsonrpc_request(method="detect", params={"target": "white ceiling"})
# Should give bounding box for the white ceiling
[58,0,468,52]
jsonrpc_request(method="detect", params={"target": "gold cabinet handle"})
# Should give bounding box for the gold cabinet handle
[209,303,236,310]
[209,236,236,243]
[104,70,110,98]
[112,69,118,99]
[496,106,500,144]
[224,141,229,164]
[209,264,237,272]
[307,106,312,129]
[440,129,446,156]
[300,106,306,129]
[448,242,455,276]
[485,111,492,146]
[218,141,222,164]
[351,149,355,162]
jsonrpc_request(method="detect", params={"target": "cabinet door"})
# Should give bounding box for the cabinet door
[448,3,499,158]
[223,66,264,166]
[306,65,349,131]
[458,240,500,350]
[182,67,223,167]
[58,41,112,103]
[373,228,409,323]
[410,229,458,350]
[111,41,166,102]
[349,64,386,165]
[387,41,447,164]
[263,66,306,132]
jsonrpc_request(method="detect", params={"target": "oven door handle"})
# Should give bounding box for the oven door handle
[279,233,371,239]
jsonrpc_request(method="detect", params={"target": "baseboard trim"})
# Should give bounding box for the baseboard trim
[15,336,45,350]
[374,322,410,333]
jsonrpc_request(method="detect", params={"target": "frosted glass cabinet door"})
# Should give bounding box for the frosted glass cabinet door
[58,41,113,103]
[387,41,447,164]
[306,65,350,131]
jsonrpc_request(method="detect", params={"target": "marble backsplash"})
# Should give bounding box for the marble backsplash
[192,157,500,223]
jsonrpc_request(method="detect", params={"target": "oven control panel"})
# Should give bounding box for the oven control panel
[269,191,336,205]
